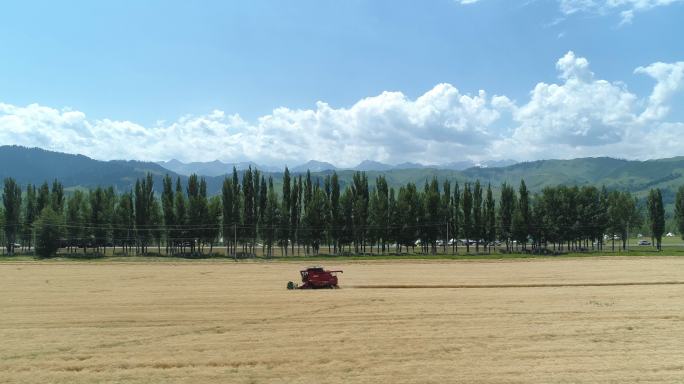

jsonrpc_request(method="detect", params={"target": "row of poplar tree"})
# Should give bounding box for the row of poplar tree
[2,166,682,257]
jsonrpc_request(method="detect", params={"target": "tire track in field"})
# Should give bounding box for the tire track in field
[350,281,684,289]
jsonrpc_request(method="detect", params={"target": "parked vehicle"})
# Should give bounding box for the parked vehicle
[638,240,651,246]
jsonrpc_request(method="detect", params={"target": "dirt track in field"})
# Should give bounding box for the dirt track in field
[351,281,684,288]
[1,256,684,383]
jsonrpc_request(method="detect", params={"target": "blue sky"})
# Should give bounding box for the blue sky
[0,0,683,166]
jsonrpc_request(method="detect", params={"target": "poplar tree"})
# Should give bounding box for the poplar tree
[484,184,496,252]
[675,186,684,240]
[280,167,291,255]
[114,191,134,254]
[221,176,234,255]
[50,180,64,214]
[36,182,49,214]
[441,180,451,253]
[103,186,116,248]
[307,182,326,255]
[340,187,353,252]
[388,187,398,252]
[174,178,187,254]
[65,190,86,253]
[472,180,483,252]
[186,174,202,253]
[162,175,175,253]
[291,176,301,255]
[22,184,37,250]
[498,183,516,251]
[452,182,461,253]
[424,178,440,254]
[134,174,154,254]
[231,167,241,246]
[206,195,221,253]
[351,172,369,252]
[258,176,267,254]
[34,207,63,258]
[253,169,261,225]
[647,188,665,250]
[150,198,163,253]
[607,190,641,251]
[324,175,332,253]
[198,178,210,252]
[242,167,254,252]
[462,183,473,253]
[511,184,530,250]
[303,171,312,253]
[376,176,389,253]
[89,187,107,253]
[330,172,341,253]
[3,178,22,254]
[264,176,279,257]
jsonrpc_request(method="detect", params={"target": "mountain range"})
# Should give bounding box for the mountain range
[2,146,684,208]
[157,159,280,177]
[158,158,519,176]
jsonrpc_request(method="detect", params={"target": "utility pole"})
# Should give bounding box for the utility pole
[234,223,237,261]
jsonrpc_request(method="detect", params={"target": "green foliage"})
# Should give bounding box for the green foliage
[5,158,684,259]
[34,207,64,258]
[511,180,530,248]
[51,180,64,213]
[264,176,280,256]
[484,184,496,248]
[607,190,642,250]
[647,189,665,250]
[3,178,22,254]
[498,183,516,249]
[134,174,155,253]
[462,183,472,251]
[8,146,684,213]
[675,186,684,240]
[22,184,37,249]
[65,190,86,249]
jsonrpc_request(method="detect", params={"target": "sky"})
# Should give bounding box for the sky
[0,0,683,167]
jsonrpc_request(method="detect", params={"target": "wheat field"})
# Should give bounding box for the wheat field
[1,257,684,383]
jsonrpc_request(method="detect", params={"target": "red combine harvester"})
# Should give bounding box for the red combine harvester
[287,266,343,289]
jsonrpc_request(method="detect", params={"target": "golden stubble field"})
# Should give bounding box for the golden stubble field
[1,257,684,384]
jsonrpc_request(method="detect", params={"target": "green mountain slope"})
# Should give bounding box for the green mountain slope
[2,146,684,207]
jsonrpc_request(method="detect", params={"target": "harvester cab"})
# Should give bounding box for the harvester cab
[287,266,343,289]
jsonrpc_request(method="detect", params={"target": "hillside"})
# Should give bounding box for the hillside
[0,146,179,193]
[2,146,684,206]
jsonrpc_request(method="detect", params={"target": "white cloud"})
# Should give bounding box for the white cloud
[0,85,507,167]
[499,52,684,160]
[561,0,683,23]
[511,51,637,148]
[460,0,682,24]
[634,61,684,121]
[560,0,681,14]
[1,52,683,166]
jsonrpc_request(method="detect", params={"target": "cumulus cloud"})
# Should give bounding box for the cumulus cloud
[635,61,684,121]
[0,84,507,167]
[511,51,638,147]
[496,52,684,160]
[0,51,683,166]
